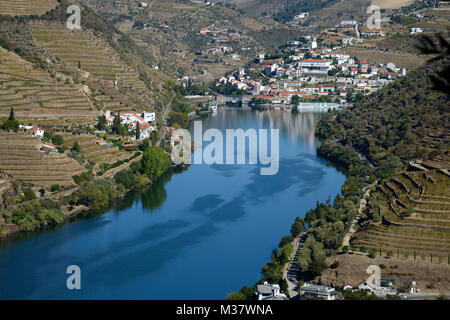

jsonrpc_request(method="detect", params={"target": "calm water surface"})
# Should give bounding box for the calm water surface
[0,108,345,299]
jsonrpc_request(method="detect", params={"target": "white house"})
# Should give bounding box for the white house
[411,27,423,34]
[299,284,337,300]
[257,282,289,300]
[141,111,156,123]
[31,126,45,138]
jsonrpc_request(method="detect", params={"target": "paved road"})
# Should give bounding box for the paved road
[284,233,307,297]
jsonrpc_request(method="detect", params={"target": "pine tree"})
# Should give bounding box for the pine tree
[135,123,141,140]
[8,107,14,121]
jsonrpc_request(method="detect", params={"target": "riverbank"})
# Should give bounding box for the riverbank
[0,146,179,240]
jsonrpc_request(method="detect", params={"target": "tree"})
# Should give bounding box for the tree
[226,292,246,300]
[342,245,350,253]
[150,130,159,145]
[112,112,126,135]
[51,184,61,192]
[239,286,255,299]
[291,94,301,105]
[135,123,141,140]
[39,188,45,197]
[8,107,15,121]
[51,135,64,145]
[167,111,189,129]
[72,141,81,154]
[141,147,171,182]
[2,107,19,132]
[96,116,107,130]
[290,217,305,236]
[114,169,136,189]
[23,188,36,201]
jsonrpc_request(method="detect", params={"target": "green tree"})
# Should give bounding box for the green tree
[2,107,19,132]
[114,169,136,189]
[291,94,301,105]
[96,116,107,130]
[8,107,15,121]
[141,147,171,182]
[290,217,305,236]
[23,188,36,201]
[51,135,64,145]
[136,123,141,140]
[226,292,247,300]
[72,141,81,154]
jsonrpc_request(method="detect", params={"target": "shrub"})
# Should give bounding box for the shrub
[342,245,350,253]
[114,169,136,189]
[51,135,64,145]
[23,188,36,201]
[51,184,61,192]
[330,261,339,269]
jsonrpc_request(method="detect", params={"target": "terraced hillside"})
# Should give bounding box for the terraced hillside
[0,0,57,16]
[60,134,130,166]
[351,157,450,261]
[0,47,95,117]
[31,23,147,91]
[0,131,86,187]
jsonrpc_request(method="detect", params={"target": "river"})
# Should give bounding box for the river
[0,108,345,299]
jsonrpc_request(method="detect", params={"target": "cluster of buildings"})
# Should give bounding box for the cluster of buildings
[214,37,407,106]
[104,111,156,140]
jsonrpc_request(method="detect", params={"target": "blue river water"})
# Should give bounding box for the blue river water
[0,108,345,299]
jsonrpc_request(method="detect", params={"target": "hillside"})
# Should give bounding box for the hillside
[317,59,449,175]
[0,0,58,16]
[315,55,450,292]
[0,131,86,187]
[0,0,184,118]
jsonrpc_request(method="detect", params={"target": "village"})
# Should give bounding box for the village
[213,25,410,111]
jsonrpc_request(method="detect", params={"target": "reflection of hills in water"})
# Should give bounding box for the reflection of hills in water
[198,109,322,148]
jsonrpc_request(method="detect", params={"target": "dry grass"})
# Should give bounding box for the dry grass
[321,253,450,294]
[0,0,57,16]
[0,131,86,187]
[371,0,414,9]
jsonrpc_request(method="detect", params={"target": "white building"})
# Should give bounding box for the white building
[141,112,156,123]
[299,284,337,300]
[411,27,423,34]
[257,282,289,300]
[298,59,332,74]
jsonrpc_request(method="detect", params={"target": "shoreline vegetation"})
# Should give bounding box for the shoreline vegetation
[227,57,449,300]
[0,145,181,240]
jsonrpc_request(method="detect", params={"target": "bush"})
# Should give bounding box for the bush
[279,235,294,248]
[330,261,339,269]
[51,135,64,145]
[23,188,36,201]
[226,292,247,300]
[369,248,377,259]
[342,245,350,253]
[114,169,136,189]
[51,184,61,192]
